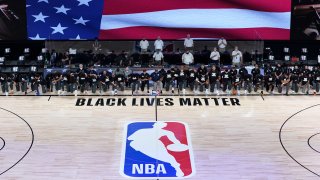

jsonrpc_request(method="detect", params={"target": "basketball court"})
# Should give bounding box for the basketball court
[0,95,320,179]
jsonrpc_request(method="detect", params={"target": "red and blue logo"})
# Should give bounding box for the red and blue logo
[120,121,195,179]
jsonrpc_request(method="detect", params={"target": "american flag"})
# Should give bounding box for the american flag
[27,0,291,40]
[27,0,104,40]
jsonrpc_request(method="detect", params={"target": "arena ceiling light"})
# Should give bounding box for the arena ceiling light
[0,57,4,65]
[42,48,47,53]
[302,48,308,54]
[284,55,290,61]
[30,66,37,72]
[5,48,10,54]
[12,66,19,72]
[268,55,274,61]
[19,56,25,61]
[24,48,30,54]
[37,55,43,61]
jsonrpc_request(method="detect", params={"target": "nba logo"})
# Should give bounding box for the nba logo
[120,121,195,179]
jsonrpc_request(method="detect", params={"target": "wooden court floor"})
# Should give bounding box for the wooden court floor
[0,96,320,180]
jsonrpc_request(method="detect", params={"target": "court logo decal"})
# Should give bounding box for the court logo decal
[120,121,195,179]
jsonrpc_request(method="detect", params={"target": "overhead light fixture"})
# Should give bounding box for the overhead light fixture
[12,66,18,72]
[37,55,43,61]
[268,55,274,61]
[302,48,308,54]
[284,55,290,61]
[19,56,25,61]
[0,57,4,65]
[24,48,30,54]
[30,66,37,72]
[5,48,10,54]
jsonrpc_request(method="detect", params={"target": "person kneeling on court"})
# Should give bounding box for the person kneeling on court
[209,65,220,95]
[177,65,188,95]
[140,69,150,93]
[195,71,209,94]
[130,72,140,95]
[151,69,163,94]
[112,73,125,95]
[99,71,112,94]
[279,73,291,95]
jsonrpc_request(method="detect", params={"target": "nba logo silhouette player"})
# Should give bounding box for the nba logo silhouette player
[121,121,195,178]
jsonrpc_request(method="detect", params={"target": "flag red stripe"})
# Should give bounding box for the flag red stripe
[103,0,291,15]
[99,27,290,40]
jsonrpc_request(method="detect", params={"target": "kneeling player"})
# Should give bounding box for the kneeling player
[221,68,232,94]
[299,72,310,94]
[209,65,220,95]
[196,72,209,94]
[113,73,125,95]
[265,73,275,94]
[253,74,264,93]
[232,74,242,95]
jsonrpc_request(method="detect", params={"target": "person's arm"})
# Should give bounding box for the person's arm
[232,51,236,58]
[191,54,194,64]
[182,54,185,63]
[210,52,214,59]
[58,74,63,81]
[0,5,8,9]
[163,130,181,144]
[160,53,164,65]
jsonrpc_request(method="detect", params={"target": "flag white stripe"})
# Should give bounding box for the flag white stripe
[100,9,291,30]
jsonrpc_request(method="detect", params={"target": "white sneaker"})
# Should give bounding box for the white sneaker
[237,91,240,96]
[114,89,118,95]
[58,90,61,95]
[205,89,209,95]
[182,89,186,95]
[244,90,248,95]
[74,90,78,96]
[111,90,115,95]
[5,92,8,96]
[216,90,220,96]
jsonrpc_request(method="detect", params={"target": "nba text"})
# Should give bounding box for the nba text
[75,98,241,107]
